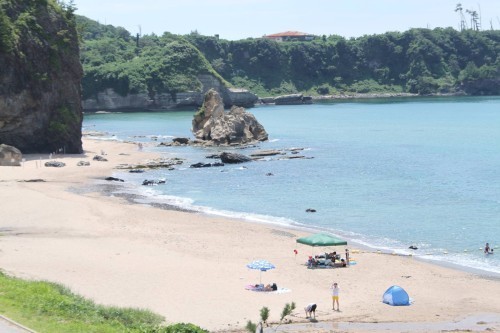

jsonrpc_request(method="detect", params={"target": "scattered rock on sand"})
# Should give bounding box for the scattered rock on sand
[93,155,108,162]
[44,161,65,167]
[19,179,45,182]
[105,177,124,182]
[77,161,90,166]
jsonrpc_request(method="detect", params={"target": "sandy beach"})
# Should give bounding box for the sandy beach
[1,137,500,332]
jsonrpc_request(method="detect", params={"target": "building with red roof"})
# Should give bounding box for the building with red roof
[263,31,316,42]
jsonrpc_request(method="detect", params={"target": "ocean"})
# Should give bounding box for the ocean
[83,96,500,276]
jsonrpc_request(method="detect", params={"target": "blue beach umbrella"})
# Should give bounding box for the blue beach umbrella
[246,260,276,284]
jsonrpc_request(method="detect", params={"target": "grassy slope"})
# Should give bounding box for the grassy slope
[0,272,207,333]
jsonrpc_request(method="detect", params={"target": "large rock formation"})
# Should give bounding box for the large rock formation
[82,74,258,111]
[0,144,22,166]
[192,89,268,145]
[0,1,83,153]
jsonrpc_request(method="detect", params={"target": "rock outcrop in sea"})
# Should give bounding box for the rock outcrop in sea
[192,89,268,145]
[0,1,83,153]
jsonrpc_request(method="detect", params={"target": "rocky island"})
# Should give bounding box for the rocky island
[192,89,268,145]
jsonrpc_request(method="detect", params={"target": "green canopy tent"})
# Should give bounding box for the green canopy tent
[296,233,348,266]
[296,233,347,247]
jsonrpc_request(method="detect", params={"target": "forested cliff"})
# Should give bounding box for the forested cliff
[187,29,499,97]
[77,15,499,101]
[0,0,83,153]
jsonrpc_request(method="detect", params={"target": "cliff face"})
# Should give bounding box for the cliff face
[0,0,83,153]
[82,75,258,111]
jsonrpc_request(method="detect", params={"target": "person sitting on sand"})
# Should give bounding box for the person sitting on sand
[327,252,338,262]
[334,259,347,267]
[308,256,318,268]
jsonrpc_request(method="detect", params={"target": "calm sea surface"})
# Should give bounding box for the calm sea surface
[83,96,500,275]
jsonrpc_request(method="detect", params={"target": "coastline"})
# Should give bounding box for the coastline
[96,178,500,280]
[1,137,500,332]
[103,164,500,280]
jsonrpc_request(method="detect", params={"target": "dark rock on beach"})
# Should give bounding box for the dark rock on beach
[44,161,65,167]
[105,177,124,182]
[19,179,45,182]
[93,155,108,162]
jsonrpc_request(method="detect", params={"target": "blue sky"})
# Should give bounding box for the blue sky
[75,0,499,40]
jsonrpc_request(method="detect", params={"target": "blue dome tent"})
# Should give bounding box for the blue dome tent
[382,285,410,306]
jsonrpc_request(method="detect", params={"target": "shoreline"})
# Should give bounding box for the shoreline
[81,93,494,113]
[1,137,500,332]
[102,167,500,280]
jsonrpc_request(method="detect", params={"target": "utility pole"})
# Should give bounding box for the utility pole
[136,25,142,50]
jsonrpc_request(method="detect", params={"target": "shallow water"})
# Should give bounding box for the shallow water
[83,96,500,276]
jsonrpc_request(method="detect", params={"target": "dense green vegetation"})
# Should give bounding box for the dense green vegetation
[77,14,499,98]
[76,16,226,100]
[186,29,499,96]
[0,0,76,55]
[0,271,207,333]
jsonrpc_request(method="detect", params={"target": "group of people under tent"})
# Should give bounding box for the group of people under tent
[307,248,350,268]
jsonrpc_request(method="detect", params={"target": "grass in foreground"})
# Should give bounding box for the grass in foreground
[0,271,207,333]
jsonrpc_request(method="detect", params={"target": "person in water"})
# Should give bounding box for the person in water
[484,243,494,254]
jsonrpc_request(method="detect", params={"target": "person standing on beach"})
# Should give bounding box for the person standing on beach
[331,282,340,311]
[345,249,350,265]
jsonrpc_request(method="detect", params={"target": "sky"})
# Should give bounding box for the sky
[75,0,500,40]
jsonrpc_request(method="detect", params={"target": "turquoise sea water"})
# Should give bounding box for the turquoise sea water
[83,96,500,276]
